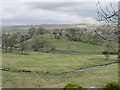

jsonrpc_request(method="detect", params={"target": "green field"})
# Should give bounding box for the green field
[25,34,106,52]
[2,51,118,88]
[2,64,118,88]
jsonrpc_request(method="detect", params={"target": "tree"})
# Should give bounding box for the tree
[67,28,76,37]
[91,33,103,45]
[2,33,17,52]
[77,28,85,41]
[28,27,36,38]
[8,34,17,52]
[19,35,28,54]
[2,33,10,50]
[65,28,80,41]
[35,26,45,38]
[80,31,91,43]
[32,37,45,51]
[96,2,119,23]
[96,2,120,60]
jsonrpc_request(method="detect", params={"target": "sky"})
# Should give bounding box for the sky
[1,0,118,25]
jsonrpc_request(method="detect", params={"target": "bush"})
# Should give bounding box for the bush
[32,39,45,51]
[102,81,120,90]
[103,50,110,60]
[63,83,83,90]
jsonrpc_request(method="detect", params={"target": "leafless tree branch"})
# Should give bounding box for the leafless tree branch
[96,2,120,23]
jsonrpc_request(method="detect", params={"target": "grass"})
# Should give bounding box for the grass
[45,34,106,51]
[2,51,117,73]
[2,64,118,88]
[25,34,106,52]
[2,51,118,88]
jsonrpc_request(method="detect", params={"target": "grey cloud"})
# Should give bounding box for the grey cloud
[26,2,100,18]
[2,2,118,25]
[26,2,118,18]
[27,2,82,10]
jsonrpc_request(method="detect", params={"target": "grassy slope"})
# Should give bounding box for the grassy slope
[44,34,106,51]
[25,34,106,52]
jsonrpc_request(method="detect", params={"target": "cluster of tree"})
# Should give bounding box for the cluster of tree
[65,28,82,41]
[2,32,29,53]
[52,27,118,51]
[2,33,18,52]
[2,26,54,53]
[2,26,46,52]
[28,26,47,39]
[64,27,105,45]
[55,26,118,58]
[64,81,120,90]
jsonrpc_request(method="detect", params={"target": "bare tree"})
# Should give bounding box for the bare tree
[96,2,120,60]
[96,2,120,24]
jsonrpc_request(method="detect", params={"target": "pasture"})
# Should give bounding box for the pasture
[2,51,118,88]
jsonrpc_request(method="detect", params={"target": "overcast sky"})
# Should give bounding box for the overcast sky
[1,1,118,25]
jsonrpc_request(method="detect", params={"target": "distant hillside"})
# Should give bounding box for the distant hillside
[1,24,102,34]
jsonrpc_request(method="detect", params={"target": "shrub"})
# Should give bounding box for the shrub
[103,50,110,60]
[102,81,120,90]
[63,83,83,90]
[32,39,45,51]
